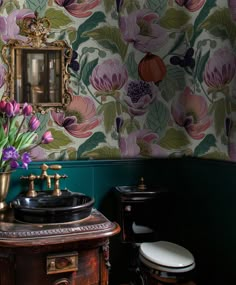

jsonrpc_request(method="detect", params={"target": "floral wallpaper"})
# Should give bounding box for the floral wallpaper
[0,0,236,162]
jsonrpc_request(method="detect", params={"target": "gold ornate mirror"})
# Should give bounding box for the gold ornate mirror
[1,13,73,112]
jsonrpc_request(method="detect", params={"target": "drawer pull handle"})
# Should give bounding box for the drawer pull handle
[53,278,70,285]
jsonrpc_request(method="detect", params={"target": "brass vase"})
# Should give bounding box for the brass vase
[0,171,12,211]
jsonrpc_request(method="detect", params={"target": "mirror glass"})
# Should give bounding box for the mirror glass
[1,13,73,112]
[15,48,62,104]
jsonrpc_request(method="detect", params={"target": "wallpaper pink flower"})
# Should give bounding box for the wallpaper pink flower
[51,95,101,138]
[204,47,236,91]
[120,129,167,157]
[54,0,100,18]
[0,9,34,42]
[119,9,168,53]
[89,59,128,92]
[171,87,212,140]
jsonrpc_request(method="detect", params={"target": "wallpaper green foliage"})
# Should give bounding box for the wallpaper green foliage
[0,0,236,162]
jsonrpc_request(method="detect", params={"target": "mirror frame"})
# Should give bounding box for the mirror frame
[1,14,73,113]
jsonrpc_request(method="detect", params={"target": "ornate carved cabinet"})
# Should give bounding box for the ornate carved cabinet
[0,209,120,285]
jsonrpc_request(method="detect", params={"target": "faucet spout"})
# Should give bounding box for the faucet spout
[47,176,51,189]
[40,164,51,189]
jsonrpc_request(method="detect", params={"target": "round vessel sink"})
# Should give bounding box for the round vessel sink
[10,190,95,224]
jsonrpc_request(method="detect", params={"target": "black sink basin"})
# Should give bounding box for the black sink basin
[10,190,95,224]
[115,186,168,198]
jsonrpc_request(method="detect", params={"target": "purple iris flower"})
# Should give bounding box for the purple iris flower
[2,146,19,161]
[10,160,19,169]
[21,152,31,169]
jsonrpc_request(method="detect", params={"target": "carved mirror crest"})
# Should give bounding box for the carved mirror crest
[1,13,73,113]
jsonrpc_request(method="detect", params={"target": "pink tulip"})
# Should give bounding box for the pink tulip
[22,103,33,116]
[28,116,40,131]
[4,100,20,117]
[41,131,54,144]
[0,100,6,112]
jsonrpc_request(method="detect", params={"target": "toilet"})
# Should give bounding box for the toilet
[114,185,196,285]
[139,241,195,284]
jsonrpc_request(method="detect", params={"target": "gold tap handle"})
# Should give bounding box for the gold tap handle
[20,174,38,197]
[40,163,49,171]
[49,165,62,170]
[52,173,68,196]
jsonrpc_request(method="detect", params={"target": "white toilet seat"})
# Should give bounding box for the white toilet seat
[139,241,195,273]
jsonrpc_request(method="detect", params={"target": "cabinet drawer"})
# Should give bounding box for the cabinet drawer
[15,248,100,285]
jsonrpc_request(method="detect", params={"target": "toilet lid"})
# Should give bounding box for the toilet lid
[140,241,195,269]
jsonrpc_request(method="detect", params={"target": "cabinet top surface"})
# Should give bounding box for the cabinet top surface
[0,209,120,246]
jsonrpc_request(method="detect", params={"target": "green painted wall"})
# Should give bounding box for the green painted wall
[7,157,235,284]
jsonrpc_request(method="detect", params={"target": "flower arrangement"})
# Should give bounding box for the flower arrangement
[0,99,53,172]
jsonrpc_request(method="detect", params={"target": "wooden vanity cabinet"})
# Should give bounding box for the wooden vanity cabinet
[0,209,120,285]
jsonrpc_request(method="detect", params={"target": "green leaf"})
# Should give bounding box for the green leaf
[0,124,7,147]
[146,0,167,17]
[2,0,20,13]
[41,128,73,150]
[72,11,106,50]
[77,132,106,158]
[122,0,141,13]
[123,118,140,134]
[160,8,190,29]
[81,58,99,86]
[159,128,190,149]
[200,8,236,46]
[25,0,47,17]
[15,132,37,151]
[125,52,139,79]
[45,8,73,29]
[190,0,217,46]
[82,146,120,159]
[193,134,217,156]
[159,65,186,101]
[0,136,8,149]
[145,100,170,136]
[85,26,128,60]
[97,101,117,133]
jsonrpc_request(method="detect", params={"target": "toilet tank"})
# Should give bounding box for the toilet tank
[114,186,175,243]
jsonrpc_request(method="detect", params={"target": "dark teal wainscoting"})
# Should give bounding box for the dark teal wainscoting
[6,157,235,285]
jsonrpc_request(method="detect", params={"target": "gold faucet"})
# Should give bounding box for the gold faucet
[21,164,67,197]
[40,164,62,189]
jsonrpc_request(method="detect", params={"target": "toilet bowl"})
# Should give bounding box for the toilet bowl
[114,186,196,284]
[139,241,195,284]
